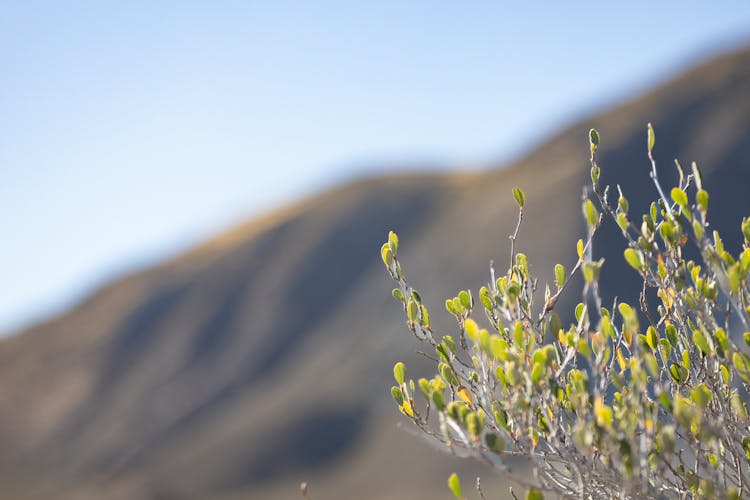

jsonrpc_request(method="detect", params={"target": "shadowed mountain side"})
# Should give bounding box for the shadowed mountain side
[0,46,749,499]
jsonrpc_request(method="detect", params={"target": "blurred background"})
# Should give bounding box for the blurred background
[1,2,750,499]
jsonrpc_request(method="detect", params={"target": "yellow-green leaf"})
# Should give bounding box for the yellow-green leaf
[391,386,404,406]
[624,248,644,272]
[690,383,712,409]
[448,473,462,499]
[647,122,655,154]
[646,326,658,350]
[393,362,406,385]
[388,230,399,254]
[692,330,711,356]
[464,319,479,342]
[583,199,599,228]
[589,128,600,152]
[554,263,566,288]
[526,488,544,500]
[696,189,709,212]
[407,299,419,322]
[381,243,393,268]
[671,187,688,209]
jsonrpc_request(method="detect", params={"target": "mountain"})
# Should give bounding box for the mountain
[1,45,750,499]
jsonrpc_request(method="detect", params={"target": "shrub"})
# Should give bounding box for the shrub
[381,125,750,499]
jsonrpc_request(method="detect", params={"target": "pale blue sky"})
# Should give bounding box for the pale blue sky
[2,1,750,334]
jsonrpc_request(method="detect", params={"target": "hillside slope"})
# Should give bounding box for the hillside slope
[1,46,749,499]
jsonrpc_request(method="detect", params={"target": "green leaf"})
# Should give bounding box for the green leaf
[673,396,698,428]
[407,299,419,322]
[590,164,600,184]
[420,305,430,327]
[459,290,471,309]
[439,363,458,386]
[589,128,600,151]
[381,243,393,268]
[669,363,687,385]
[490,336,509,361]
[696,189,709,212]
[658,338,672,361]
[432,393,446,413]
[466,412,480,438]
[646,326,658,350]
[671,187,688,209]
[600,315,615,339]
[479,286,493,310]
[392,288,404,302]
[658,392,673,412]
[721,365,730,386]
[691,161,703,190]
[532,347,548,366]
[733,352,750,382]
[443,335,456,354]
[526,488,544,500]
[445,299,457,316]
[513,321,524,347]
[594,397,614,427]
[616,212,628,232]
[464,319,479,342]
[731,393,748,420]
[388,230,399,254]
[690,383,712,409]
[516,253,528,275]
[665,324,678,347]
[693,220,704,240]
[582,263,594,283]
[647,122,655,154]
[435,343,449,362]
[643,352,659,378]
[391,386,404,406]
[447,472,462,499]
[554,263,566,288]
[575,303,585,323]
[576,239,584,259]
[623,248,644,272]
[659,220,675,245]
[741,249,750,272]
[715,328,728,355]
[418,378,431,398]
[728,263,742,293]
[618,302,633,319]
[692,330,712,356]
[512,187,525,208]
[618,190,629,213]
[583,199,599,228]
[507,281,521,302]
[393,362,406,385]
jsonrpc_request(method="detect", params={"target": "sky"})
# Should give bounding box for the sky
[2,1,750,334]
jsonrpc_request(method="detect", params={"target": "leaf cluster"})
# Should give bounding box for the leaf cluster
[381,125,750,499]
